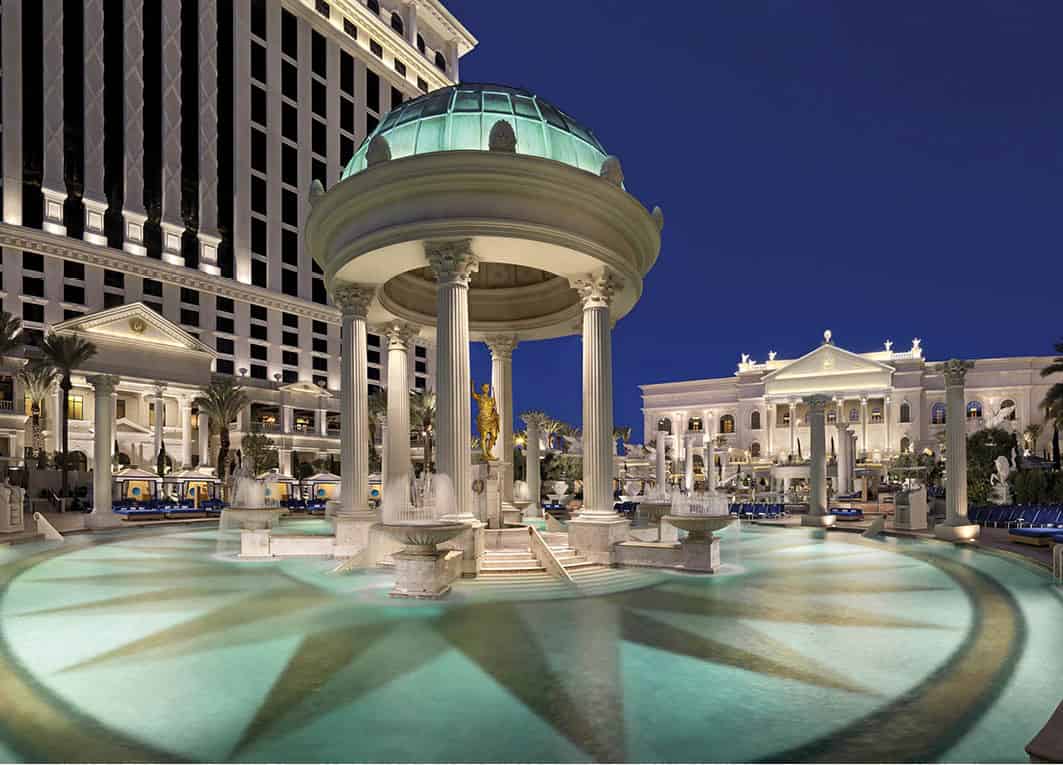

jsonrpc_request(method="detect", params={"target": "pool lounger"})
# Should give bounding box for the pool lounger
[1008,527,1063,546]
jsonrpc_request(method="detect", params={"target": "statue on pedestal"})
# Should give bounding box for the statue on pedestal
[990,455,1012,505]
[471,382,500,461]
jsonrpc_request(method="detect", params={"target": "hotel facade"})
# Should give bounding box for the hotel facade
[0,0,474,471]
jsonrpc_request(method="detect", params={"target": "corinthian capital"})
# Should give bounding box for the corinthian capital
[87,374,120,394]
[938,359,974,387]
[570,270,624,309]
[425,239,479,286]
[521,410,550,430]
[382,321,419,350]
[331,283,375,318]
[484,334,519,360]
[803,394,831,414]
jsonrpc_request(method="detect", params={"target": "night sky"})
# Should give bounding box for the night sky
[446,1,1063,441]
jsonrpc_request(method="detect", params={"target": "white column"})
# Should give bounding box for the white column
[197,0,221,273]
[684,433,695,492]
[485,335,518,505]
[860,396,869,457]
[277,449,293,475]
[51,386,63,453]
[803,395,830,524]
[123,0,148,255]
[426,240,478,521]
[835,422,850,495]
[384,322,417,513]
[179,398,193,468]
[41,0,67,235]
[402,0,418,45]
[82,0,108,244]
[884,395,892,456]
[160,0,184,265]
[522,411,547,513]
[937,360,979,540]
[152,385,166,465]
[655,428,668,492]
[1,0,23,224]
[332,284,374,516]
[766,405,774,457]
[317,404,328,437]
[788,401,796,456]
[198,413,211,467]
[281,405,294,434]
[87,375,120,527]
[572,270,622,516]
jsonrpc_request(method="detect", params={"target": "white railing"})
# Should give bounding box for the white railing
[528,525,573,583]
[33,512,63,541]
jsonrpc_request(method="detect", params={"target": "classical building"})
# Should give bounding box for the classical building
[640,332,1060,481]
[0,0,474,469]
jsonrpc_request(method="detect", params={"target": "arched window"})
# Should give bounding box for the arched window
[434,51,447,71]
[999,398,1017,420]
[367,0,380,15]
[900,436,911,454]
[966,401,983,419]
[656,418,672,434]
[827,409,837,424]
[687,417,703,432]
[719,414,735,434]
[849,408,859,423]
[870,407,883,424]
[390,12,404,35]
[899,401,911,423]
[931,402,946,425]
[750,442,761,458]
[750,411,761,430]
[416,34,426,54]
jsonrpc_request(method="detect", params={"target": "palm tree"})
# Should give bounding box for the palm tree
[193,378,249,483]
[18,363,58,459]
[1040,339,1063,470]
[0,310,23,357]
[410,389,436,472]
[540,417,562,451]
[38,333,97,497]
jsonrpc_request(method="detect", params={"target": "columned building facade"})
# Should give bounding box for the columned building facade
[641,333,1060,473]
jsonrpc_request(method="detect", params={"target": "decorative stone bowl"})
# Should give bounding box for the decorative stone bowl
[220,507,287,531]
[381,521,466,556]
[662,514,735,542]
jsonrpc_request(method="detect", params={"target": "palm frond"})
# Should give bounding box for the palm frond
[18,364,58,403]
[38,333,98,374]
[0,311,23,357]
[193,378,249,431]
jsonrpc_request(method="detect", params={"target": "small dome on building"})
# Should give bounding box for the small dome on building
[341,83,610,178]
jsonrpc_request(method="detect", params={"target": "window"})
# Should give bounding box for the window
[251,128,267,172]
[416,34,425,54]
[966,401,983,419]
[931,402,946,425]
[391,87,403,109]
[312,120,326,157]
[23,277,45,297]
[104,292,124,309]
[251,42,267,84]
[315,0,330,18]
[251,177,267,214]
[283,312,298,328]
[283,350,298,367]
[63,284,85,304]
[282,269,299,296]
[68,395,84,421]
[217,296,234,313]
[250,302,267,321]
[314,375,329,389]
[180,309,199,327]
[312,80,326,117]
[390,12,404,35]
[340,51,354,96]
[180,288,199,305]
[900,436,911,454]
[282,60,298,99]
[313,356,328,372]
[367,332,380,347]
[282,189,299,225]
[687,417,702,432]
[415,360,426,374]
[251,218,267,256]
[216,337,235,355]
[116,399,126,420]
[283,330,299,347]
[434,51,446,72]
[312,337,328,353]
[282,103,298,141]
[367,0,379,15]
[142,278,163,297]
[22,303,44,323]
[216,315,235,334]
[417,77,428,93]
[899,401,911,423]
[250,0,267,39]
[369,39,382,58]
[251,365,268,380]
[216,358,234,375]
[415,345,426,358]
[394,59,405,77]
[251,86,266,125]
[871,407,883,424]
[367,366,380,381]
[250,344,268,361]
[848,408,859,423]
[367,349,380,365]
[64,310,83,321]
[22,252,44,272]
[719,415,735,434]
[282,144,298,186]
[343,18,357,39]
[750,442,761,458]
[750,411,761,430]
[366,70,380,112]
[313,320,327,335]
[415,375,426,391]
[104,269,124,289]
[251,259,267,288]
[281,9,297,58]
[340,98,354,133]
[282,230,299,266]
[283,369,299,384]
[64,261,85,280]
[311,31,326,77]
[312,278,328,305]
[250,325,268,343]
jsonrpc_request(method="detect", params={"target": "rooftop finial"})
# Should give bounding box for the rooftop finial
[823,329,833,345]
[884,339,893,352]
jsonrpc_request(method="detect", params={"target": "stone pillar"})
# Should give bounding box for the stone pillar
[485,335,518,506]
[179,397,192,468]
[936,360,980,542]
[766,405,774,457]
[522,411,547,514]
[684,433,695,492]
[197,0,222,275]
[332,284,374,516]
[152,385,166,465]
[850,432,858,487]
[426,240,478,522]
[277,449,292,476]
[316,402,328,437]
[160,0,184,265]
[87,376,121,528]
[802,395,834,526]
[835,422,850,495]
[788,401,796,456]
[2,0,23,224]
[384,322,417,514]
[884,395,892,456]
[122,0,148,255]
[655,428,668,492]
[198,413,211,467]
[566,270,629,564]
[860,396,869,457]
[707,447,718,492]
[41,0,66,235]
[82,0,107,244]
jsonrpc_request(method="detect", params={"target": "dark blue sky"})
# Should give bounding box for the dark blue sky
[448,0,1063,441]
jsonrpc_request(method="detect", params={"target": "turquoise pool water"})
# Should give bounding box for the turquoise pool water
[0,522,1060,762]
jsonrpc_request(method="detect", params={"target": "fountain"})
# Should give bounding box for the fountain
[219,460,287,558]
[380,475,465,598]
[663,490,734,572]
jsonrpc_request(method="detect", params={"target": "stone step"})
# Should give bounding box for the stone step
[480,561,545,572]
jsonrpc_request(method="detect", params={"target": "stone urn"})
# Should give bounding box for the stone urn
[662,514,734,573]
[381,521,466,599]
[662,514,735,541]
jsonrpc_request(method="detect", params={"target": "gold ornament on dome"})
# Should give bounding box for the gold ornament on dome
[129,317,147,334]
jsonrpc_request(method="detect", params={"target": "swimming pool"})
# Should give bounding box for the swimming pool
[0,523,1059,762]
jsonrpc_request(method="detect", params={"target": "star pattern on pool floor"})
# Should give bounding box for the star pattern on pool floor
[6,532,959,763]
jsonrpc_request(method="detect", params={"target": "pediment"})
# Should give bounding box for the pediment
[763,344,893,397]
[53,303,216,356]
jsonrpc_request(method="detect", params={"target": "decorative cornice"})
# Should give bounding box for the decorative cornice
[331,283,375,318]
[425,238,478,286]
[939,359,974,387]
[570,270,623,310]
[0,224,343,323]
[484,334,519,360]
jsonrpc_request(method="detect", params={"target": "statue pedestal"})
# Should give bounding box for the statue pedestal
[473,461,505,529]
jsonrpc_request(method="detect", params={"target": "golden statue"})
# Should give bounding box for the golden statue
[471,381,500,460]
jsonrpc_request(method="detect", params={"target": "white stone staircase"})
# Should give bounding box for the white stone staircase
[478,544,596,578]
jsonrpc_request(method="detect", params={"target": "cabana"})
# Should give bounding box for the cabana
[258,468,300,506]
[300,471,340,513]
[113,467,162,503]
[164,468,223,514]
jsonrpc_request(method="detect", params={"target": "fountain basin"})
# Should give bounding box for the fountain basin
[381,521,467,599]
[221,507,287,531]
[663,514,735,541]
[381,521,466,555]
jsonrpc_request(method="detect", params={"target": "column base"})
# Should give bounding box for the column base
[198,232,222,275]
[934,523,980,543]
[567,515,630,565]
[123,210,148,256]
[161,222,185,266]
[82,196,109,246]
[42,187,66,236]
[85,509,124,529]
[801,514,837,528]
[332,510,379,557]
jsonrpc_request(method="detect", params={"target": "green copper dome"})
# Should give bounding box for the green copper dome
[341,83,610,179]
